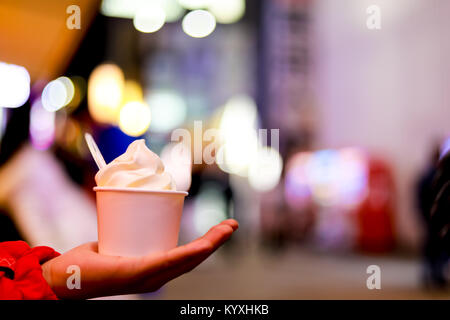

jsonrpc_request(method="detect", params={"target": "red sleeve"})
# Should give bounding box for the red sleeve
[0,241,60,300]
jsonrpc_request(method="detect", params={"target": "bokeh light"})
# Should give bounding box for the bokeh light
[285,152,314,210]
[178,0,211,10]
[58,77,75,105]
[118,101,151,137]
[88,64,124,124]
[100,0,141,18]
[336,148,368,208]
[161,142,192,192]
[217,129,258,176]
[208,0,245,24]
[0,108,5,141]
[284,149,368,208]
[0,62,30,108]
[145,89,187,133]
[182,10,216,38]
[101,0,184,22]
[41,77,74,112]
[29,99,55,150]
[306,149,341,206]
[161,0,185,22]
[216,94,258,177]
[122,80,144,105]
[441,136,450,159]
[133,2,166,33]
[65,76,86,112]
[248,146,283,192]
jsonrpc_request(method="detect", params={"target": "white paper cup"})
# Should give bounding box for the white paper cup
[94,187,188,257]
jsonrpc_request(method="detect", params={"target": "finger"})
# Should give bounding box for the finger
[183,219,238,249]
[194,224,234,251]
[166,223,234,265]
[147,223,232,273]
[221,219,239,231]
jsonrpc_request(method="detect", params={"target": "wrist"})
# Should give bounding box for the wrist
[41,260,54,293]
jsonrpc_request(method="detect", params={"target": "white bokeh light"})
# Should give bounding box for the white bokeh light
[178,0,211,10]
[0,62,30,108]
[216,94,259,176]
[41,77,75,112]
[101,0,184,22]
[248,146,283,192]
[182,10,216,38]
[208,0,245,24]
[101,0,141,18]
[133,2,166,33]
[161,142,192,192]
[162,0,185,22]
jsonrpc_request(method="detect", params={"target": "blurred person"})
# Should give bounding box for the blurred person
[416,145,445,288]
[0,219,238,299]
[424,149,450,288]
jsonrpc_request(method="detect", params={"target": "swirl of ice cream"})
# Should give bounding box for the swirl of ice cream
[95,139,176,190]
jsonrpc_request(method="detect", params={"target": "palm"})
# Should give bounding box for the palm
[42,219,238,299]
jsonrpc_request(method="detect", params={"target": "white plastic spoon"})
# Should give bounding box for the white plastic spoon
[84,133,107,170]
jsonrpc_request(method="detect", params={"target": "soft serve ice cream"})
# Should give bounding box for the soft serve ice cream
[95,139,176,191]
[94,139,187,256]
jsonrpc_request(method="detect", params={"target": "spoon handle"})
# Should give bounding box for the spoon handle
[84,133,107,170]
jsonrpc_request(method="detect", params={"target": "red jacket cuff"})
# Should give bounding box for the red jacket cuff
[0,241,60,300]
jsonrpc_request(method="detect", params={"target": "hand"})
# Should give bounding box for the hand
[42,219,238,299]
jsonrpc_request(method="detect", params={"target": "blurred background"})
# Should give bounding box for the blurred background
[1,0,450,299]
